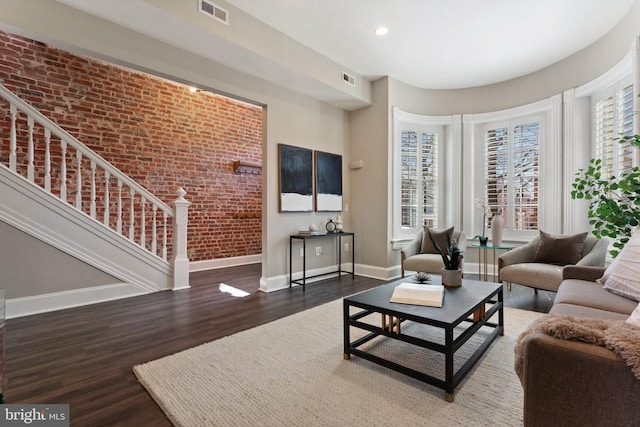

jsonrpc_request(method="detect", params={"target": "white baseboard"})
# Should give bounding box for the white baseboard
[189,254,262,272]
[6,282,149,319]
[259,263,398,293]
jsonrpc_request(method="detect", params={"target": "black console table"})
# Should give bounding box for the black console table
[289,232,355,291]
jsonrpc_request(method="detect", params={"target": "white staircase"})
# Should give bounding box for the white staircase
[0,83,190,306]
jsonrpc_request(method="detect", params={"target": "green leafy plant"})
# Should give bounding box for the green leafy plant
[571,133,640,257]
[427,229,464,270]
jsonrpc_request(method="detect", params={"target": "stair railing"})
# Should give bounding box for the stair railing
[0,84,189,289]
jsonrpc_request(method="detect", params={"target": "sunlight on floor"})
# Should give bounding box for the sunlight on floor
[219,283,250,297]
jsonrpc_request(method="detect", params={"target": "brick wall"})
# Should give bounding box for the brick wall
[0,31,262,261]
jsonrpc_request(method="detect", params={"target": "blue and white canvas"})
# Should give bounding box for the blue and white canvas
[279,144,313,212]
[315,151,343,212]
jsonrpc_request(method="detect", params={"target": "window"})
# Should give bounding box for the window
[463,95,561,241]
[392,108,459,248]
[594,83,635,177]
[400,130,438,229]
[484,121,539,231]
[565,49,634,235]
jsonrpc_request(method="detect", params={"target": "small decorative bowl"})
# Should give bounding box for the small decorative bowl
[415,272,431,283]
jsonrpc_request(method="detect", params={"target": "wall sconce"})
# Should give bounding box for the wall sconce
[349,160,364,169]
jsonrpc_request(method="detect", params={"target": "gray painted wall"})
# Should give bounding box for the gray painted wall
[0,222,118,298]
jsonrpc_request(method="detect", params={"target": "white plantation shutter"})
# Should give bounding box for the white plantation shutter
[512,122,539,230]
[595,83,635,177]
[484,121,539,232]
[485,127,508,231]
[400,130,438,229]
[401,130,418,227]
[617,84,635,173]
[421,132,438,228]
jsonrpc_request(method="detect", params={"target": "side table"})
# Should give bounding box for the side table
[289,232,355,291]
[471,244,515,282]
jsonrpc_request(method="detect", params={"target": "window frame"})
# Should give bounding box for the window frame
[481,117,542,233]
[564,47,635,235]
[462,95,562,243]
[391,108,460,249]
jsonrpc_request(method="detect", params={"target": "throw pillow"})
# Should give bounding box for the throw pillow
[599,234,640,302]
[532,230,588,266]
[628,303,640,328]
[421,226,453,254]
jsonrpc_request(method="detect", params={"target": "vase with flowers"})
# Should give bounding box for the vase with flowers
[473,198,492,246]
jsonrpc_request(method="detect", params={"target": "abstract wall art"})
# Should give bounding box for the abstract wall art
[278,144,313,212]
[315,150,343,212]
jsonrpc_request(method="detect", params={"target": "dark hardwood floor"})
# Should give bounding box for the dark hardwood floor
[4,265,554,426]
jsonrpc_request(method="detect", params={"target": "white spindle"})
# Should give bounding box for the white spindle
[90,161,96,219]
[140,197,146,248]
[27,117,34,182]
[44,129,51,192]
[117,180,123,234]
[75,151,82,209]
[163,211,168,261]
[9,104,16,172]
[60,139,67,201]
[152,205,157,255]
[129,189,135,241]
[103,171,110,226]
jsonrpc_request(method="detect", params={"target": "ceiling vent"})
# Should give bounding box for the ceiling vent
[199,0,229,25]
[342,71,356,87]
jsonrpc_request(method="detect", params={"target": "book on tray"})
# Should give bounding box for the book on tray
[390,283,444,307]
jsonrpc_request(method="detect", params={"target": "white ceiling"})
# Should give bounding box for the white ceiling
[226,0,634,89]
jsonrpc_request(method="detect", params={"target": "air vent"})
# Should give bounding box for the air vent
[342,71,356,87]
[199,0,229,25]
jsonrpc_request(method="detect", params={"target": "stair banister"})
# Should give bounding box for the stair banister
[0,84,173,219]
[0,83,190,290]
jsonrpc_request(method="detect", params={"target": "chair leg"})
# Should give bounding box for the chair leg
[534,288,539,295]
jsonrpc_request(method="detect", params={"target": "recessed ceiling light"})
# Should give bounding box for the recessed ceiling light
[375,26,388,36]
[189,86,198,93]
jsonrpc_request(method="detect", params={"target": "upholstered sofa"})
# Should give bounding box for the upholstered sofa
[498,232,608,293]
[400,228,466,278]
[515,265,640,426]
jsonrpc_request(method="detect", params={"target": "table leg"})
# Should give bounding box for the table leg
[483,247,488,280]
[338,234,342,276]
[444,326,454,402]
[302,239,306,291]
[492,248,497,282]
[343,300,351,359]
[289,236,293,288]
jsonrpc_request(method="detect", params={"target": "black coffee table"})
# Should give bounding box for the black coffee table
[343,277,503,402]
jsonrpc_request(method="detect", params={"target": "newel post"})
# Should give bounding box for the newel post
[172,187,191,290]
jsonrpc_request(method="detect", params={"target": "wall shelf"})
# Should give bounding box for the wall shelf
[233,160,262,174]
[233,212,262,219]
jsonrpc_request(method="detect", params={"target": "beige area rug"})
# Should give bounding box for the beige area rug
[134,299,544,427]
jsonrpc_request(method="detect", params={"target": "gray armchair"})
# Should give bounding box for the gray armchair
[401,229,467,278]
[498,234,608,293]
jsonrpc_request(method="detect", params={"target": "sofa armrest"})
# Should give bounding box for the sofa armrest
[562,265,606,281]
[498,237,539,269]
[401,231,423,260]
[520,332,640,426]
[576,237,608,267]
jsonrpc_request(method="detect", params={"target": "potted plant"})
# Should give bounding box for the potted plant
[473,198,491,246]
[427,229,464,287]
[572,127,640,257]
